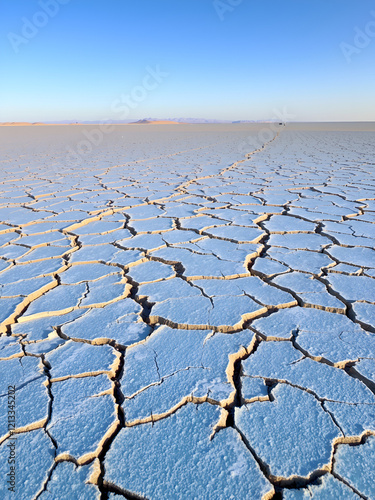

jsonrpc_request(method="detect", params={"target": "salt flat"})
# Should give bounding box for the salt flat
[0,123,374,499]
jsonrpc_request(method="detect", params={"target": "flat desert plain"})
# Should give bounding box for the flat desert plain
[0,123,375,499]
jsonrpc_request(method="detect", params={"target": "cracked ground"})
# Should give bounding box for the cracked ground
[0,123,374,499]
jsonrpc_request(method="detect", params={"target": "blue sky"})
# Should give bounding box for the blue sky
[1,0,374,122]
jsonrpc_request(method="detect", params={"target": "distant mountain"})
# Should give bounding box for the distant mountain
[31,117,280,125]
[43,119,134,124]
[138,118,274,124]
[159,118,231,124]
[131,119,182,125]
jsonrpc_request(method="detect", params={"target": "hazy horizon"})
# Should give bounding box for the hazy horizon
[2,118,375,124]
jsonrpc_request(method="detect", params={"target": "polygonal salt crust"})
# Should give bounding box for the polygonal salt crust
[193,276,295,306]
[290,204,354,219]
[117,233,166,251]
[268,233,331,251]
[235,384,341,479]
[282,474,361,499]
[60,263,121,284]
[151,246,248,278]
[287,207,342,222]
[1,124,375,497]
[16,232,70,246]
[346,219,375,239]
[252,257,290,277]
[21,222,68,235]
[123,328,254,420]
[252,307,375,364]
[240,376,269,402]
[264,215,316,233]
[22,284,87,318]
[325,232,375,248]
[24,336,65,356]
[328,263,361,275]
[237,205,284,215]
[321,220,353,235]
[0,357,49,437]
[39,462,100,499]
[0,335,23,359]
[61,299,151,345]
[126,260,175,283]
[48,375,117,461]
[203,225,265,243]
[69,244,144,267]
[353,358,375,383]
[255,190,298,205]
[327,245,375,268]
[352,302,375,329]
[191,238,261,262]
[0,232,21,247]
[327,274,375,303]
[324,400,375,436]
[334,436,375,498]
[201,207,261,225]
[0,430,55,499]
[129,217,174,233]
[44,209,88,222]
[149,294,257,329]
[78,274,128,306]
[216,193,263,205]
[0,297,25,324]
[138,277,200,302]
[125,204,165,219]
[272,272,345,311]
[0,260,65,284]
[12,309,85,341]
[121,326,253,402]
[104,404,273,499]
[72,220,124,235]
[242,341,374,403]
[46,341,118,380]
[16,245,72,263]
[0,244,29,260]
[74,230,131,246]
[160,229,202,245]
[179,214,229,231]
[267,247,334,274]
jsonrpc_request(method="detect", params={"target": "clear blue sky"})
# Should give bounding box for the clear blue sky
[1,0,374,122]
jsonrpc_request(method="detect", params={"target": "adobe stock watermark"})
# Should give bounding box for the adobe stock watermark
[66,65,169,165]
[238,107,295,155]
[7,0,71,54]
[340,11,375,63]
[213,0,243,21]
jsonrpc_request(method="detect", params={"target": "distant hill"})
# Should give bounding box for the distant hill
[0,122,46,126]
[136,118,276,124]
[1,118,281,126]
[140,117,250,124]
[131,119,182,125]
